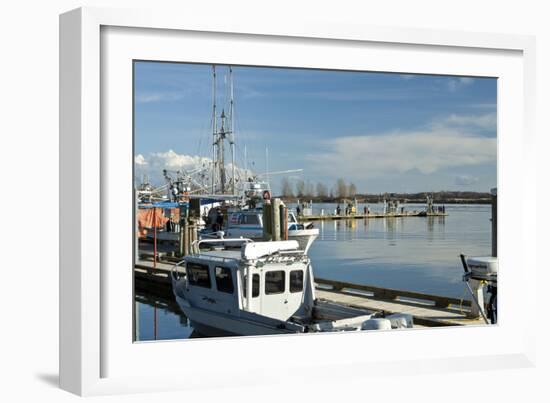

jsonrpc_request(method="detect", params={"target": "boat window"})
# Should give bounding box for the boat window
[240,214,260,225]
[290,270,304,293]
[187,263,211,288]
[265,271,285,295]
[215,267,234,294]
[243,274,260,297]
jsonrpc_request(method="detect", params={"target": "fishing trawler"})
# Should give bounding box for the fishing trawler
[171,238,413,336]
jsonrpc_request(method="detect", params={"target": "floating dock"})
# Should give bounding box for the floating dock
[298,211,448,222]
[134,258,483,329]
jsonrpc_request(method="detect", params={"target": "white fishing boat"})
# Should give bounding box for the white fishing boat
[171,238,413,337]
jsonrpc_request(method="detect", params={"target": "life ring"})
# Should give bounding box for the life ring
[262,190,271,200]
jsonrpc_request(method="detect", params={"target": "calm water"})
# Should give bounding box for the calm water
[135,203,492,341]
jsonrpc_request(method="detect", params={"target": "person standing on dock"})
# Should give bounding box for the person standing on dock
[336,205,341,215]
[297,205,301,216]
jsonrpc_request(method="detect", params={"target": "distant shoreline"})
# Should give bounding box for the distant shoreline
[277,192,494,205]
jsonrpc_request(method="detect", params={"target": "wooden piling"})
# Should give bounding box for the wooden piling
[262,202,272,241]
[491,188,497,257]
[272,198,281,241]
[280,204,288,240]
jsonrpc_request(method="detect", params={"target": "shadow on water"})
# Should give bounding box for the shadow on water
[135,290,203,341]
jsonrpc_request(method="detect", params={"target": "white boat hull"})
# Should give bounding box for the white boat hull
[174,295,298,336]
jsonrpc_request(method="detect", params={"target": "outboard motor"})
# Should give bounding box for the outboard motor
[460,254,498,324]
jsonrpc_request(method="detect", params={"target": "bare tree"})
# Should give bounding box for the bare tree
[295,179,305,198]
[281,177,293,198]
[305,180,315,198]
[349,182,357,197]
[316,182,328,198]
[336,178,348,199]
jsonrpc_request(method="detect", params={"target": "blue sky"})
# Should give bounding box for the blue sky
[134,61,497,195]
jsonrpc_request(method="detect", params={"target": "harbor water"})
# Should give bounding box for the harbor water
[135,203,492,341]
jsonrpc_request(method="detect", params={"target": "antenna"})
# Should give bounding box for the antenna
[265,146,269,186]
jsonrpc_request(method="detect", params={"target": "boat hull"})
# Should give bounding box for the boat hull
[174,295,300,337]
[288,228,319,253]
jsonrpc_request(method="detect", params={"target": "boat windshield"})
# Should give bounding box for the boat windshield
[288,212,297,223]
[240,214,260,225]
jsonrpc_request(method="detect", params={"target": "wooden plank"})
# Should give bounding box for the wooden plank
[315,278,471,308]
[315,289,482,326]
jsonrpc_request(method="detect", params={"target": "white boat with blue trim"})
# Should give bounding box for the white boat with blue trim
[171,238,413,337]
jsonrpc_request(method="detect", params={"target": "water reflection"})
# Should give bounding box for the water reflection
[135,292,202,341]
[307,204,490,299]
[136,203,491,340]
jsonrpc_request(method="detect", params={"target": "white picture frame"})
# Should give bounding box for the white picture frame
[60,6,537,396]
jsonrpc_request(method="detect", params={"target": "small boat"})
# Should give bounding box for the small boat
[171,238,413,337]
[223,209,319,253]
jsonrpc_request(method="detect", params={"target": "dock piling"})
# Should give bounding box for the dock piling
[272,198,281,241]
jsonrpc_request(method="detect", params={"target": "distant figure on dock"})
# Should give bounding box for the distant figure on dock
[336,205,341,215]
[442,205,445,213]
[213,208,224,231]
[296,205,301,216]
[363,206,367,215]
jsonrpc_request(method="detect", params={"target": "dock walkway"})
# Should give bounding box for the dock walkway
[134,259,483,327]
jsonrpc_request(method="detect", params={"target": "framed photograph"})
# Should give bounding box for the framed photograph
[60,7,536,396]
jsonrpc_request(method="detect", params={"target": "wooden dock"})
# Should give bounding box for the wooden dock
[134,259,483,327]
[298,212,448,221]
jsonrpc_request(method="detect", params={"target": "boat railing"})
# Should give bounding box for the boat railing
[261,251,309,264]
[170,259,186,281]
[192,237,255,251]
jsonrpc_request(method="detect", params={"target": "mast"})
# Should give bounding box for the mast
[244,145,248,181]
[229,67,236,195]
[218,110,227,194]
[211,65,217,194]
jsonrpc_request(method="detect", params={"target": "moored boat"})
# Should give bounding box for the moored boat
[171,238,413,336]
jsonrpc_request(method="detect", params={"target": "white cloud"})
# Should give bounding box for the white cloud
[455,175,480,186]
[135,92,185,103]
[134,154,147,165]
[399,74,416,80]
[459,77,475,85]
[447,76,475,92]
[469,103,497,109]
[439,112,496,131]
[306,126,496,180]
[134,149,251,188]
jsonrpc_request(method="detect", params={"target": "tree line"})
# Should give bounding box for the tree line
[278,178,493,203]
[280,177,358,199]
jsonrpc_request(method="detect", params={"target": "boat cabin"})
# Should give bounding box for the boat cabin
[226,209,303,238]
[178,240,315,322]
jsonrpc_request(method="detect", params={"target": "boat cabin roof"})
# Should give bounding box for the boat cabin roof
[186,239,304,269]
